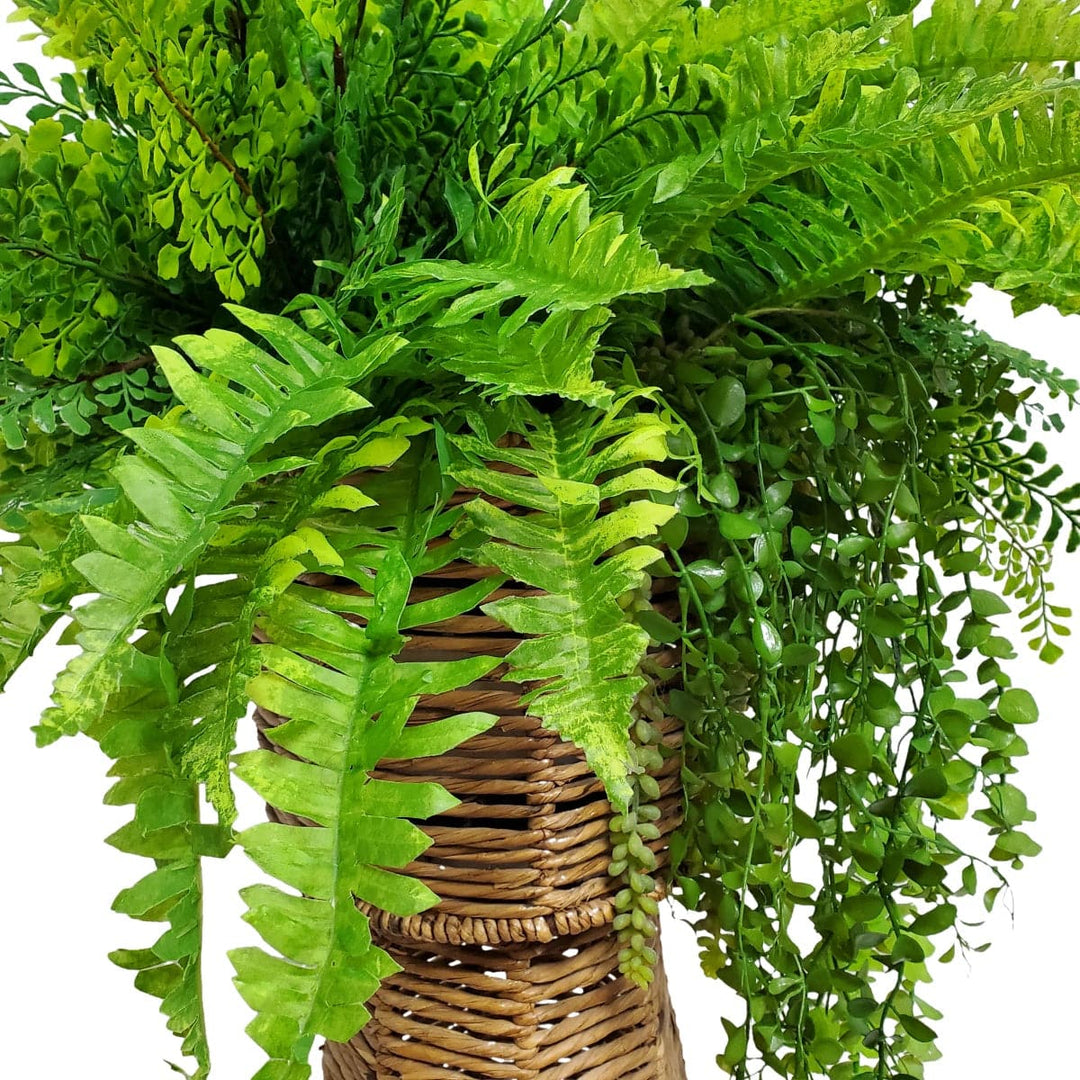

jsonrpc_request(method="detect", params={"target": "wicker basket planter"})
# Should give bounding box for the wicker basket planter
[323,925,686,1080]
[255,490,688,1078]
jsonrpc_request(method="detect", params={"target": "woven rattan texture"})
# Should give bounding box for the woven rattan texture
[255,477,688,1076]
[321,925,688,1080]
[256,554,684,946]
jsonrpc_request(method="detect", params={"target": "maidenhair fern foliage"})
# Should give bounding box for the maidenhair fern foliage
[3,2,1080,1077]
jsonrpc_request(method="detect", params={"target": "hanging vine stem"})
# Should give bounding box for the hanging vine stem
[609,683,667,988]
[659,293,1072,1078]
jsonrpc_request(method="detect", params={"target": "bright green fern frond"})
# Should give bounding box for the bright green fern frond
[705,87,1080,314]
[0,538,55,688]
[102,645,231,1080]
[939,181,1080,314]
[895,0,1080,80]
[448,395,683,812]
[587,22,890,227]
[0,550,56,689]
[0,511,103,692]
[36,311,405,745]
[233,544,499,1078]
[415,307,613,405]
[0,442,126,693]
[574,0,686,52]
[0,119,189,379]
[18,3,318,302]
[617,35,1071,263]
[173,417,423,827]
[577,0,891,56]
[371,168,708,400]
[574,57,727,187]
[678,0,893,57]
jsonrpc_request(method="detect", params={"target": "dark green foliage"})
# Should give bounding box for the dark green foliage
[655,301,1077,1077]
[3,1,1080,1077]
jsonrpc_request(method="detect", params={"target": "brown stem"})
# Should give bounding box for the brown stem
[147,66,266,221]
[333,43,347,93]
[77,352,157,384]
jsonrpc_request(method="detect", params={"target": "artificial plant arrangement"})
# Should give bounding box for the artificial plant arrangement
[3,0,1080,1077]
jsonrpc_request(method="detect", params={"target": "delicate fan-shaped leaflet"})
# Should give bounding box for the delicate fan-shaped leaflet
[448,398,682,812]
[34,4,316,302]
[233,546,499,1077]
[35,311,405,746]
[369,169,709,400]
[170,418,424,827]
[99,647,230,1080]
[705,87,1080,315]
[0,115,185,379]
[0,364,175,449]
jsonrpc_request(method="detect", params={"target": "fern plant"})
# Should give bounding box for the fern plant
[3,2,1080,1077]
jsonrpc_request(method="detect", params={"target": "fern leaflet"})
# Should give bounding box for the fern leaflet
[36,311,404,744]
[233,542,499,1077]
[448,395,682,811]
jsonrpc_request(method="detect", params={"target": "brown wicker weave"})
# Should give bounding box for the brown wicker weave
[323,925,687,1080]
[256,479,688,1078]
[258,556,684,946]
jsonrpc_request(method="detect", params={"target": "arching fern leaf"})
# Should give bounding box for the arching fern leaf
[36,311,405,745]
[575,0,686,52]
[0,513,101,692]
[100,633,230,1080]
[625,35,1070,257]
[685,0,892,53]
[370,168,709,401]
[896,0,1080,79]
[448,395,682,812]
[232,543,499,1077]
[707,88,1080,314]
[578,0,888,56]
[172,418,423,827]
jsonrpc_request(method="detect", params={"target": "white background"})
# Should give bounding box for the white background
[1,5,1077,1077]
